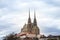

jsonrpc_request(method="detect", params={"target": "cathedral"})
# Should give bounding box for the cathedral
[21,10,40,36]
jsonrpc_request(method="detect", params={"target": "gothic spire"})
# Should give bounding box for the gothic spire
[28,9,31,24]
[27,9,32,33]
[33,10,37,26]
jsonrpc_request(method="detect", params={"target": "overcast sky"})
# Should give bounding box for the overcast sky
[0,0,60,40]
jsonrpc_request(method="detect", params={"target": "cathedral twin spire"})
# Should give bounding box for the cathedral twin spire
[28,9,37,26]
[28,9,31,24]
[33,10,37,26]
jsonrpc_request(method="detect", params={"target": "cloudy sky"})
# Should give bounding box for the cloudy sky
[0,0,60,40]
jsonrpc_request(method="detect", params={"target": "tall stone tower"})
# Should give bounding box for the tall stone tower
[21,10,40,35]
[27,10,32,33]
[32,10,39,35]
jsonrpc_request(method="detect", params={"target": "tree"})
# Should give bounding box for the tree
[3,33,18,40]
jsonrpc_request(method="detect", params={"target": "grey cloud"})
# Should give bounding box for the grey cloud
[40,26,60,35]
[41,0,60,6]
[0,0,60,39]
[46,10,60,19]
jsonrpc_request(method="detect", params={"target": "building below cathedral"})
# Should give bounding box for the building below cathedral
[16,10,60,40]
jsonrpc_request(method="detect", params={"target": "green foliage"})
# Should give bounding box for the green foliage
[3,33,18,40]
